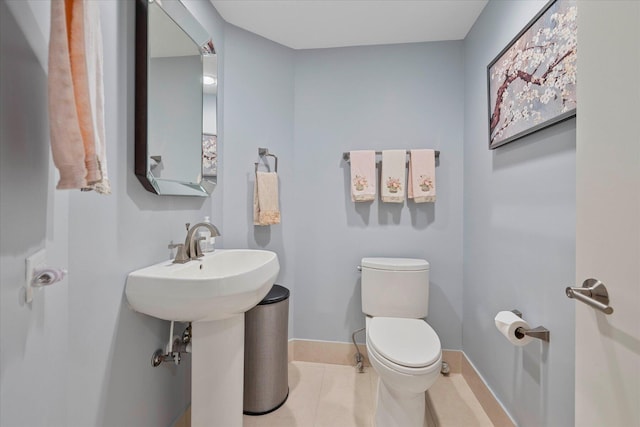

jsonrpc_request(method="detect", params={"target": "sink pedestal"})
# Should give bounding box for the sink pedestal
[191,315,245,427]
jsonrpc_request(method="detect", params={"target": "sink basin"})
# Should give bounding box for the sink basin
[125,249,279,322]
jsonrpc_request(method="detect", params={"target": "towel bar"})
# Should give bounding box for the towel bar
[342,150,440,162]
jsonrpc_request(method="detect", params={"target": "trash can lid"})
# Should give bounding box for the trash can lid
[259,284,289,305]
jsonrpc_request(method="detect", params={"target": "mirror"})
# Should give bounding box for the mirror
[135,0,217,196]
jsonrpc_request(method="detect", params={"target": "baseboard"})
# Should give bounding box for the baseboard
[172,407,190,427]
[289,338,370,366]
[289,338,463,373]
[461,352,515,427]
[441,349,462,373]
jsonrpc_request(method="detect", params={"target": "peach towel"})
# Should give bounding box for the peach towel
[350,150,376,202]
[381,150,406,203]
[408,149,436,203]
[48,0,110,193]
[253,172,281,225]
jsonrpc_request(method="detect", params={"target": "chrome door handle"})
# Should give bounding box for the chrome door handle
[566,278,614,315]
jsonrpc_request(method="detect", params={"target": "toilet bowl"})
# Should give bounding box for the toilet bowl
[360,257,442,427]
[366,316,441,427]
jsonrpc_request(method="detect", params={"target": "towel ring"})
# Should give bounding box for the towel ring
[255,147,278,173]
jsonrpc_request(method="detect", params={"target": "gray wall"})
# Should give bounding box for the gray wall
[293,42,465,348]
[0,1,225,426]
[1,1,68,425]
[220,23,296,335]
[219,22,466,352]
[462,1,576,426]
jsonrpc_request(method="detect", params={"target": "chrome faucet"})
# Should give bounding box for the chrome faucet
[183,222,221,261]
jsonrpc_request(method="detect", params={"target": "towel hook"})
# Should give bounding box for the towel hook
[255,147,278,173]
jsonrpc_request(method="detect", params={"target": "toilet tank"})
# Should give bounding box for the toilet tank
[361,257,430,319]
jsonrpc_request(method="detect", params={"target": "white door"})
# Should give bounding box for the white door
[575,1,640,426]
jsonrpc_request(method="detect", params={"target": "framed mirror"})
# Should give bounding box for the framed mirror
[135,0,217,196]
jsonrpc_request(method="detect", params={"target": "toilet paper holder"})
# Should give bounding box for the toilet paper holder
[511,310,550,342]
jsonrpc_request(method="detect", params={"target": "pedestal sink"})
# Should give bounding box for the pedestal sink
[125,249,279,427]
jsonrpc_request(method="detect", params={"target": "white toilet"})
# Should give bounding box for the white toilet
[361,257,442,427]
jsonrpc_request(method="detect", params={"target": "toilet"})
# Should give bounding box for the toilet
[361,257,442,427]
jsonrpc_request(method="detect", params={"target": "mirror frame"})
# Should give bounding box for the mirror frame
[135,0,217,197]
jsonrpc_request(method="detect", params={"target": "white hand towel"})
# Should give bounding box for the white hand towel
[253,171,281,225]
[350,150,376,202]
[408,149,436,203]
[82,0,110,194]
[381,150,406,203]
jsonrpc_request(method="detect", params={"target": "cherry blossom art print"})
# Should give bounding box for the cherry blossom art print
[202,133,217,177]
[487,0,577,149]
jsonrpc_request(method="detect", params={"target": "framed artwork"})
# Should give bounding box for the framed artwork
[202,133,217,177]
[487,0,577,149]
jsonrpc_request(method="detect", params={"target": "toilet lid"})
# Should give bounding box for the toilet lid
[368,317,441,368]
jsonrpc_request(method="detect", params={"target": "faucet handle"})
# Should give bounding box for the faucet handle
[168,243,189,264]
[185,223,191,232]
[194,236,206,258]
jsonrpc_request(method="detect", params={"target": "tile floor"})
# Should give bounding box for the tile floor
[242,361,494,427]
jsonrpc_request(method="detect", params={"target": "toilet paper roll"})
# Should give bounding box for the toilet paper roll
[494,311,532,346]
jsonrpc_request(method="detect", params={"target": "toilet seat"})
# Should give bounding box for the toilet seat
[367,317,441,374]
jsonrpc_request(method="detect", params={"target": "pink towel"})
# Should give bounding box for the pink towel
[381,150,406,203]
[350,151,376,202]
[408,149,436,203]
[48,0,110,193]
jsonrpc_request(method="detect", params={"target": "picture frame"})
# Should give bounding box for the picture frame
[487,0,577,149]
[202,133,217,177]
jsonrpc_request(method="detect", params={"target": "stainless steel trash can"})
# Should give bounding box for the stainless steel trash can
[243,284,290,415]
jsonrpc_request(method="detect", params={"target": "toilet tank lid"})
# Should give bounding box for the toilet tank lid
[361,258,429,271]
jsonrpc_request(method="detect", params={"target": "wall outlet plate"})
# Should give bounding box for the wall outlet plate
[25,248,46,303]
